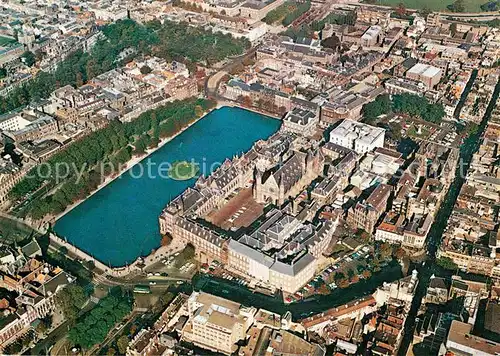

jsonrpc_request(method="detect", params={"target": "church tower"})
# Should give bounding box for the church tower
[253,167,263,202]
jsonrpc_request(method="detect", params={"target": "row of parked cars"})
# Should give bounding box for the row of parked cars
[285,280,323,304]
[180,262,195,273]
[284,246,372,304]
[161,253,180,267]
[200,260,221,273]
[201,261,250,286]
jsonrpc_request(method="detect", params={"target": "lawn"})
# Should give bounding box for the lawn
[374,0,487,12]
[407,124,432,139]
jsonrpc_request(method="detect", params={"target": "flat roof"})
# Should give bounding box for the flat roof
[447,320,500,355]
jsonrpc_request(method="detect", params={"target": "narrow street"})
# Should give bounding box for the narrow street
[204,48,256,97]
[397,78,500,355]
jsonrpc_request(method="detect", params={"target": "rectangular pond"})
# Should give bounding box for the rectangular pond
[54,107,281,266]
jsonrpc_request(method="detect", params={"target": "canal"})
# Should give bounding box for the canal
[54,107,280,267]
[397,78,500,355]
[191,260,402,320]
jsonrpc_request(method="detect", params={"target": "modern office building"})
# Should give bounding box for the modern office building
[406,63,442,89]
[181,292,257,355]
[329,119,385,154]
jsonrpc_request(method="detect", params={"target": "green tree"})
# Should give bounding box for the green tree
[362,94,392,123]
[392,93,445,123]
[194,105,204,118]
[150,111,160,148]
[321,35,340,51]
[450,22,458,36]
[35,315,53,336]
[117,335,130,354]
[159,291,174,306]
[175,243,195,268]
[372,257,381,272]
[21,51,36,67]
[395,2,407,16]
[55,284,87,320]
[436,256,458,270]
[68,292,132,349]
[133,134,151,156]
[140,65,152,75]
[282,2,311,26]
[390,121,403,141]
[378,243,393,260]
[448,0,465,12]
[84,260,96,270]
[418,6,432,18]
[4,340,22,354]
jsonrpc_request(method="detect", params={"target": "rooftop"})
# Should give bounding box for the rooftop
[447,320,500,355]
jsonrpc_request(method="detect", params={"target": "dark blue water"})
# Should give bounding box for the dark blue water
[54,107,280,266]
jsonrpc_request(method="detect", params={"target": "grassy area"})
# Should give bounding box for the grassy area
[374,0,486,12]
[407,124,432,139]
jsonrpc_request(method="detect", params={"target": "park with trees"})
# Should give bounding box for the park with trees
[10,98,216,219]
[147,20,250,65]
[0,19,247,116]
[67,288,133,350]
[55,284,89,321]
[362,93,446,124]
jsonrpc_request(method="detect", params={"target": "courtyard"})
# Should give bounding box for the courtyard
[206,188,264,230]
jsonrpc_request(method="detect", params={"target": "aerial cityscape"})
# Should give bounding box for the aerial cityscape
[0,0,499,355]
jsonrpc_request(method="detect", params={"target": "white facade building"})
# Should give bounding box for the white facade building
[0,113,34,132]
[182,292,256,355]
[282,108,319,137]
[227,239,317,294]
[329,119,385,154]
